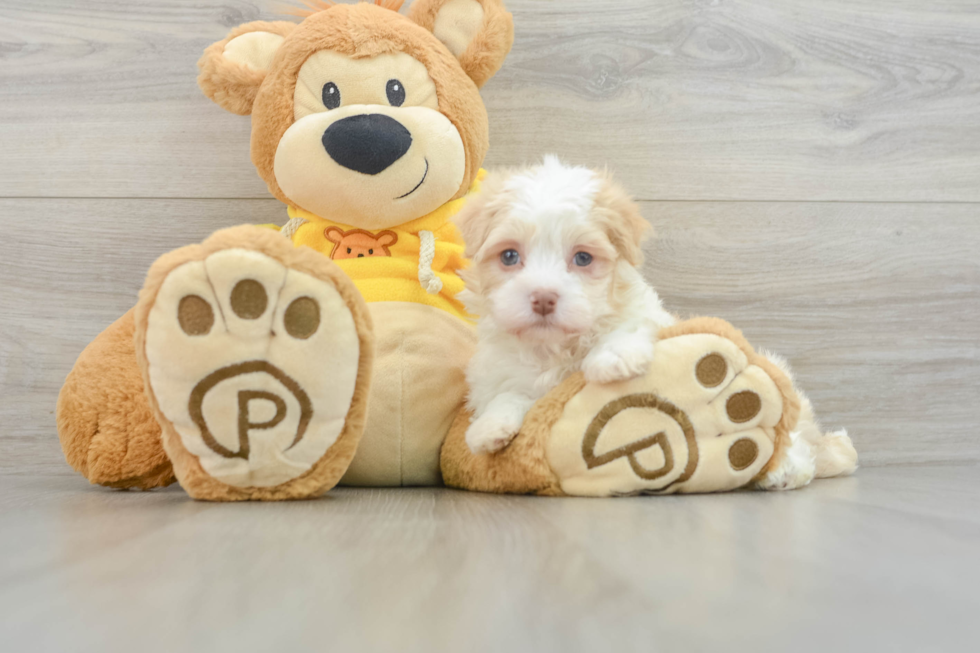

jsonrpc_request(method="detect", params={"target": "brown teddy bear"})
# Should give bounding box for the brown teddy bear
[56,0,824,501]
[57,0,515,499]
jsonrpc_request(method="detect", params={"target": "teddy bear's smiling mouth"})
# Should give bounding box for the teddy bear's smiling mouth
[394,158,429,200]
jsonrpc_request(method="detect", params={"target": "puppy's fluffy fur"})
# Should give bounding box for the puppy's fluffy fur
[455,156,673,454]
[454,156,857,490]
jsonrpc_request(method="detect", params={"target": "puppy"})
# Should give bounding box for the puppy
[454,156,857,490]
[454,155,674,455]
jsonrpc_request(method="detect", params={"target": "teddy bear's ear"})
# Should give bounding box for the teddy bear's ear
[197,21,297,115]
[409,0,514,88]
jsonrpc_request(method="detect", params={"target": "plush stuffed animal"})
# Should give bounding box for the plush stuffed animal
[55,0,814,500]
[57,0,513,498]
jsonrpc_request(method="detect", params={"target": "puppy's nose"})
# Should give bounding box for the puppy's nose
[531,291,558,316]
[322,114,412,175]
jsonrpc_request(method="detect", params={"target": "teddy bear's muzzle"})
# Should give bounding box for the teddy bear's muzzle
[321,113,413,176]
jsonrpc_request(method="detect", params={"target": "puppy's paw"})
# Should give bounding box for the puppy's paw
[582,332,655,384]
[466,413,522,455]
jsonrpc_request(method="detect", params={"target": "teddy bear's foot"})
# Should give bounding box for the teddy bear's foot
[442,318,802,497]
[135,226,373,501]
[545,319,799,496]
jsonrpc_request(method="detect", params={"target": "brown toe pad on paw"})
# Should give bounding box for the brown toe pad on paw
[230,279,268,319]
[728,438,759,471]
[726,390,762,423]
[178,295,215,336]
[695,353,727,388]
[284,297,320,340]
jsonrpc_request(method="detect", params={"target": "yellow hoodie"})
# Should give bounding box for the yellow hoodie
[271,170,484,321]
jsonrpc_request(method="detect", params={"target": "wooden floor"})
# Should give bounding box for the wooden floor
[0,1,978,649]
[1,464,978,652]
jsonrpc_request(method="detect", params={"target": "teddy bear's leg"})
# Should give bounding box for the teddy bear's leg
[443,318,810,496]
[340,303,475,487]
[57,309,175,489]
[134,225,374,501]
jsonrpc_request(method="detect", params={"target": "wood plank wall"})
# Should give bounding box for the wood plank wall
[1,0,977,474]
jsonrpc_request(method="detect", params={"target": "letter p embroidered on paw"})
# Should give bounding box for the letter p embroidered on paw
[546,330,791,496]
[187,360,312,466]
[143,248,361,489]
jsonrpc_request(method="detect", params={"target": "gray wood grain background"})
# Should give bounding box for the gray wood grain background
[1,0,978,474]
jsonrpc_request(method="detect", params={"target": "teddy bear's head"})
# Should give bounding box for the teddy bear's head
[198,0,513,229]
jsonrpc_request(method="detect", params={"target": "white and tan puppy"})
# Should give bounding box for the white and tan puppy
[455,156,674,454]
[454,156,857,490]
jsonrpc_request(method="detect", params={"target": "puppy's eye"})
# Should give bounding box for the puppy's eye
[500,249,521,267]
[386,79,406,107]
[573,252,593,267]
[322,82,341,110]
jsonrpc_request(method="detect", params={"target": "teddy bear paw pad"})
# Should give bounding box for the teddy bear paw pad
[546,332,788,496]
[143,249,361,489]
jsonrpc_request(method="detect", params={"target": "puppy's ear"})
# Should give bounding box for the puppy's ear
[410,0,514,88]
[593,173,652,267]
[453,170,510,259]
[197,21,296,115]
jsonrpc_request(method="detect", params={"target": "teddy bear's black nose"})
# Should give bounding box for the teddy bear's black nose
[322,114,412,175]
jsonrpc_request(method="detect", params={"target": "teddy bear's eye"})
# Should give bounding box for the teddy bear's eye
[322,82,341,110]
[368,249,374,255]
[386,79,405,107]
